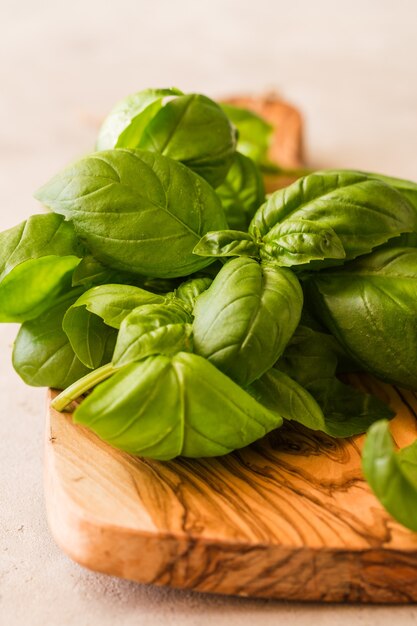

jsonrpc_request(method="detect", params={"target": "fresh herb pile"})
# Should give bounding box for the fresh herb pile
[2,88,417,532]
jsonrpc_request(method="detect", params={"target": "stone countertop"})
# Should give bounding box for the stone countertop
[1,1,417,624]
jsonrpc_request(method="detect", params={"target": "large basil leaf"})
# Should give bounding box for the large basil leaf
[220,103,272,165]
[35,149,227,278]
[62,305,117,369]
[193,257,303,386]
[215,152,265,230]
[306,247,417,390]
[138,94,237,187]
[113,302,192,366]
[96,88,183,150]
[74,352,283,460]
[363,420,417,532]
[250,171,417,267]
[64,284,166,330]
[12,292,91,388]
[0,213,83,322]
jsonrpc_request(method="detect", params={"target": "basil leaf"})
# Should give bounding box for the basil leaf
[35,149,227,278]
[72,255,140,288]
[221,103,272,165]
[0,213,83,322]
[274,324,393,436]
[250,171,417,266]
[138,94,237,187]
[193,230,259,258]
[65,284,166,330]
[363,420,417,532]
[12,292,91,388]
[259,219,346,267]
[62,305,117,369]
[306,247,417,390]
[193,257,303,386]
[174,277,212,310]
[248,368,326,432]
[74,352,283,460]
[112,302,192,366]
[96,87,183,150]
[216,152,265,230]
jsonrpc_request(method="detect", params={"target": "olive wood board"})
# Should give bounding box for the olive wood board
[45,378,417,603]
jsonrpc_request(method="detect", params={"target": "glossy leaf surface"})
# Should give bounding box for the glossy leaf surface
[35,149,227,278]
[74,352,283,460]
[193,257,303,386]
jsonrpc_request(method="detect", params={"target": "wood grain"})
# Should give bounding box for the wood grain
[45,378,417,603]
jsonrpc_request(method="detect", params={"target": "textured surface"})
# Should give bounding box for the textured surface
[46,380,417,603]
[2,0,417,623]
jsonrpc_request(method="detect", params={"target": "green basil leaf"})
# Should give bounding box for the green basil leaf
[174,277,212,310]
[306,247,417,390]
[248,368,326,432]
[193,230,259,258]
[363,420,417,532]
[96,88,183,151]
[260,219,346,267]
[274,324,393,436]
[250,171,417,266]
[35,149,227,278]
[72,255,141,288]
[221,103,273,165]
[62,305,117,369]
[113,302,192,366]
[0,214,83,322]
[65,284,166,330]
[193,257,303,386]
[138,94,237,187]
[74,352,283,460]
[12,292,91,388]
[216,152,265,230]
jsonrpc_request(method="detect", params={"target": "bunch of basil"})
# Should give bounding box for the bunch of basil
[2,87,417,532]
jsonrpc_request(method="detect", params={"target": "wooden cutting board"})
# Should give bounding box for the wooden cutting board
[44,97,417,603]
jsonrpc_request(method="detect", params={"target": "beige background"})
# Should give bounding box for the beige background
[1,0,417,623]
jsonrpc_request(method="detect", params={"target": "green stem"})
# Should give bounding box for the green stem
[51,362,117,412]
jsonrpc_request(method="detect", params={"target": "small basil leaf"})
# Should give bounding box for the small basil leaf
[74,352,283,460]
[216,152,265,230]
[220,103,273,165]
[112,303,193,366]
[72,255,141,288]
[193,230,259,258]
[35,149,227,278]
[260,219,346,267]
[274,324,393,436]
[248,369,326,432]
[250,171,417,265]
[12,292,90,388]
[174,277,212,310]
[363,420,417,532]
[193,257,303,386]
[138,94,237,187]
[0,213,83,322]
[306,247,417,390]
[62,305,117,369]
[66,284,166,330]
[97,88,183,151]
